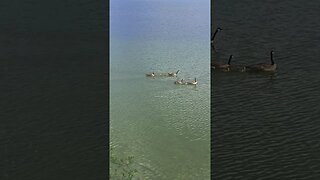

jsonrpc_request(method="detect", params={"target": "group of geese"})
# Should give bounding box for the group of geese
[146,26,275,84]
[211,27,277,73]
[146,70,198,85]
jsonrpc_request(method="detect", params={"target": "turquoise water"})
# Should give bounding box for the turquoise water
[110,0,210,179]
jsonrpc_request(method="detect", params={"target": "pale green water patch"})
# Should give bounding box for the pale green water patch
[110,0,210,178]
[110,40,210,179]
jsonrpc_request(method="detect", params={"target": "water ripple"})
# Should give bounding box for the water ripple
[212,0,320,178]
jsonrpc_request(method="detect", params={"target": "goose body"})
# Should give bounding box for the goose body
[174,78,197,85]
[174,79,185,85]
[212,55,233,71]
[146,72,155,77]
[244,51,277,72]
[168,70,180,77]
[212,63,230,69]
[187,78,197,85]
[245,63,277,72]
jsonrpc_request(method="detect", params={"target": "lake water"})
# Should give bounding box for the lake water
[110,0,210,179]
[212,0,320,179]
[1,0,108,179]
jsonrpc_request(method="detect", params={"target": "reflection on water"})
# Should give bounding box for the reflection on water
[212,0,320,179]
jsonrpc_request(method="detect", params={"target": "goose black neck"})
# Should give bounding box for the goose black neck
[270,51,274,65]
[228,55,232,65]
[212,29,219,41]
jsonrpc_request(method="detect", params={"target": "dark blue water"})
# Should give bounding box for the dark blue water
[0,0,108,179]
[212,0,320,179]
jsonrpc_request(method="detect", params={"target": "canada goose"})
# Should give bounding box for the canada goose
[211,27,222,45]
[244,50,277,72]
[187,78,197,85]
[168,70,180,77]
[212,55,233,71]
[211,27,222,51]
[146,72,155,77]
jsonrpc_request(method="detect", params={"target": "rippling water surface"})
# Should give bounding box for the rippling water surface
[110,0,210,179]
[212,0,320,179]
[1,0,108,179]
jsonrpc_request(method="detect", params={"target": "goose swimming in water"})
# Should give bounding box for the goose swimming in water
[187,78,197,85]
[168,70,180,77]
[212,55,233,71]
[174,79,185,85]
[146,72,155,77]
[244,50,277,72]
[211,27,222,50]
[211,27,222,45]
